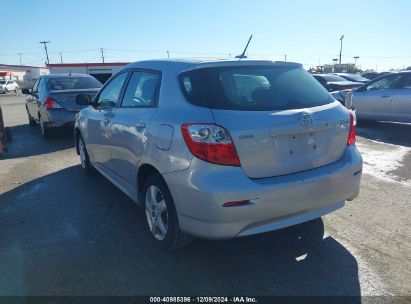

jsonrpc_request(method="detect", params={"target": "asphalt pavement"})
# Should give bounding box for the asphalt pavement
[0,94,410,297]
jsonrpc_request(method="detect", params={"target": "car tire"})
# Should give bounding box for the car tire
[78,135,94,175]
[27,110,37,126]
[143,173,192,251]
[39,114,51,138]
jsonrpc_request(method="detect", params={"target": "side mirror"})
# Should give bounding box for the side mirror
[21,88,31,95]
[75,94,92,106]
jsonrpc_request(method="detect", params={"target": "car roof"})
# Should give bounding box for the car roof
[122,58,302,72]
[43,73,95,78]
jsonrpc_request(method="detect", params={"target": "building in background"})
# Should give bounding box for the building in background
[323,63,357,73]
[0,64,49,89]
[47,62,129,83]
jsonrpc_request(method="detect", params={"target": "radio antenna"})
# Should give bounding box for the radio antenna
[235,35,253,60]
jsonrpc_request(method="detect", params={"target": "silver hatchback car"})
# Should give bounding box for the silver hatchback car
[74,59,362,250]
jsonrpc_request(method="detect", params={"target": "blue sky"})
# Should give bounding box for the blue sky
[1,0,410,71]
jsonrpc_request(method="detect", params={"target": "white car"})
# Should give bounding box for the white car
[0,80,19,94]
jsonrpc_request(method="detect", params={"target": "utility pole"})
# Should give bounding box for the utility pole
[339,35,344,64]
[100,48,105,63]
[354,56,359,65]
[284,54,287,62]
[59,52,63,64]
[167,50,170,59]
[39,41,50,65]
[18,53,22,65]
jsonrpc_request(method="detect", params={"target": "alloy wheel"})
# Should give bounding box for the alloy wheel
[145,185,169,240]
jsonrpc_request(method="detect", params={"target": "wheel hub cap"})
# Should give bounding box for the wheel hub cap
[145,185,168,240]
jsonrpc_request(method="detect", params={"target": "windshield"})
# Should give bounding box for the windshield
[47,76,102,90]
[0,80,6,84]
[180,66,334,111]
[322,75,347,82]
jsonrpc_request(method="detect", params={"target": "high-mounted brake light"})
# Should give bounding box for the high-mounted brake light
[45,97,63,109]
[347,111,356,145]
[181,123,241,166]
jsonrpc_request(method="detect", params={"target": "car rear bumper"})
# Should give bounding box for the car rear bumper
[43,109,78,128]
[162,145,362,240]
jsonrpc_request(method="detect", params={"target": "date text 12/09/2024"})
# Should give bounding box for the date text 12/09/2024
[149,297,258,303]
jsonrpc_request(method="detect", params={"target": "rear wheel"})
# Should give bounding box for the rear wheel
[39,114,51,138]
[78,135,94,175]
[27,110,37,126]
[143,173,192,251]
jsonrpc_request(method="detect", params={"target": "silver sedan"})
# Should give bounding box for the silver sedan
[344,71,411,123]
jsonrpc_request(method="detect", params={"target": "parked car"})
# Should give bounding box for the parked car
[22,74,102,137]
[0,79,19,94]
[0,104,11,155]
[362,71,390,80]
[344,71,411,123]
[333,73,369,83]
[312,74,363,92]
[75,59,362,250]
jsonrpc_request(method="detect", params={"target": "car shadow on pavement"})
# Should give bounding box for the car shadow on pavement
[357,121,411,147]
[0,123,74,159]
[0,165,360,299]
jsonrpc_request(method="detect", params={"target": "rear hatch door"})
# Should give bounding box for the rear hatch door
[187,63,351,178]
[212,103,350,178]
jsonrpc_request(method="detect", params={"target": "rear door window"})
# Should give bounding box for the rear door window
[180,66,334,111]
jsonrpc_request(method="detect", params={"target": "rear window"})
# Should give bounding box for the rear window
[47,76,102,91]
[180,66,334,111]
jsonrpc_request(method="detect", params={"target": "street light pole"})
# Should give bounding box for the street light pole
[18,53,22,66]
[39,41,51,65]
[339,35,344,64]
[354,56,359,65]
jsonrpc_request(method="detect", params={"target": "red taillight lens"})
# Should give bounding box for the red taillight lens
[45,97,63,109]
[181,123,241,166]
[347,110,356,145]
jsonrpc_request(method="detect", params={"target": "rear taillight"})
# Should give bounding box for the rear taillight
[181,123,241,166]
[347,111,356,145]
[45,97,63,109]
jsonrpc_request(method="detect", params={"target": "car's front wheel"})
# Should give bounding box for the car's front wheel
[143,173,192,251]
[78,135,94,175]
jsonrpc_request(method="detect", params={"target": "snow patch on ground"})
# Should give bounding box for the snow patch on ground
[356,141,411,186]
